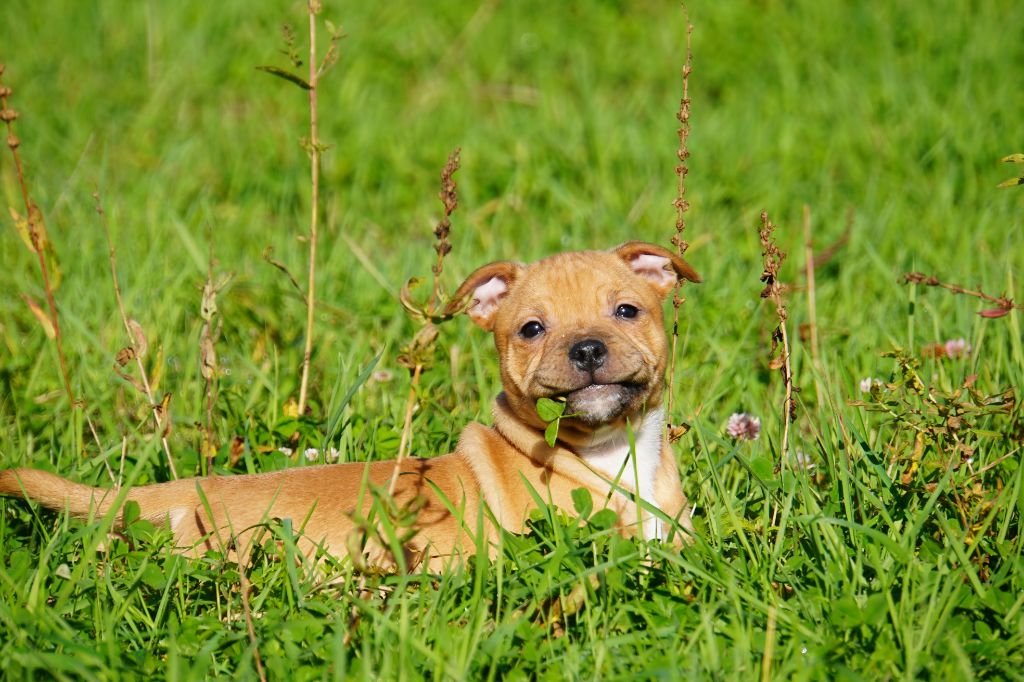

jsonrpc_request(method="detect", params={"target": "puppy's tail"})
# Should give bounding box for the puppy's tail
[1,468,130,520]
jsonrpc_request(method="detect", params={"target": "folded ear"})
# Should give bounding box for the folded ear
[447,261,523,331]
[612,241,701,297]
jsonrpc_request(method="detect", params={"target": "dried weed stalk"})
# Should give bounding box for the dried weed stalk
[1,64,74,407]
[759,210,795,461]
[902,271,1021,319]
[257,3,345,417]
[666,19,694,424]
[296,1,323,416]
[94,192,178,479]
[200,242,231,474]
[395,148,462,496]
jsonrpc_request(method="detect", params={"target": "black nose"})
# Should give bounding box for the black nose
[569,339,607,371]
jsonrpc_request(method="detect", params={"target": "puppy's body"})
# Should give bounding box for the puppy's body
[0,243,699,571]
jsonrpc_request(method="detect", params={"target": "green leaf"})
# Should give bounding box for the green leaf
[863,592,888,626]
[255,65,312,90]
[831,595,863,628]
[141,563,167,590]
[544,420,559,447]
[749,456,774,480]
[536,397,566,423]
[589,508,618,530]
[571,487,592,519]
[997,175,1024,188]
[123,500,141,526]
[1000,153,1024,163]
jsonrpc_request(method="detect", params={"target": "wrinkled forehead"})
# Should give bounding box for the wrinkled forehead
[500,251,660,320]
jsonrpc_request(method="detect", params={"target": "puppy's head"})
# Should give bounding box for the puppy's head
[452,242,700,441]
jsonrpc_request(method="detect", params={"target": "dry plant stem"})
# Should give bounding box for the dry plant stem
[1,68,75,407]
[430,148,460,309]
[902,272,1021,311]
[759,211,794,463]
[202,241,217,474]
[777,317,794,461]
[94,193,178,479]
[84,413,116,484]
[238,559,268,682]
[389,363,424,497]
[666,20,693,418]
[297,1,322,416]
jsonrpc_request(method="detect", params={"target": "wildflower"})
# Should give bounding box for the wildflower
[277,447,294,457]
[859,377,883,393]
[944,338,971,359]
[726,413,761,441]
[325,447,341,463]
[304,448,319,461]
[371,369,394,383]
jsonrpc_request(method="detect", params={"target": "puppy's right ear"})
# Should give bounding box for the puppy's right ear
[447,261,523,331]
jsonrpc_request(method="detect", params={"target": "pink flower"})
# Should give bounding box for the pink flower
[726,413,761,441]
[943,338,971,359]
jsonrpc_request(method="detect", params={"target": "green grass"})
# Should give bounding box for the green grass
[2,0,1023,678]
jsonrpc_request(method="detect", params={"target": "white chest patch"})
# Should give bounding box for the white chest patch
[578,408,665,540]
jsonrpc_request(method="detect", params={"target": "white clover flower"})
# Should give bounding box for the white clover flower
[726,413,761,441]
[325,447,341,463]
[277,447,294,457]
[304,448,319,461]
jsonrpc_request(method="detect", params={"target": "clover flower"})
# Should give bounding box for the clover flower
[944,338,971,359]
[726,413,761,441]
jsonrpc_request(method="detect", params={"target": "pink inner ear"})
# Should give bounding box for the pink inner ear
[628,253,675,289]
[469,275,509,321]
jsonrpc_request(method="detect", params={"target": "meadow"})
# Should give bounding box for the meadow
[1,0,1023,678]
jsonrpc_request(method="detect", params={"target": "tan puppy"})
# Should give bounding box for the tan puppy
[0,242,700,571]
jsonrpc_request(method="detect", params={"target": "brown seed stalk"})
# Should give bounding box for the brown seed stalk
[390,150,462,497]
[1,65,75,408]
[902,271,1020,318]
[94,191,178,479]
[759,210,795,462]
[666,19,694,419]
[431,148,461,310]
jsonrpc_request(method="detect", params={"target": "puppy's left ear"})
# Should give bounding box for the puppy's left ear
[447,261,524,331]
[613,241,701,297]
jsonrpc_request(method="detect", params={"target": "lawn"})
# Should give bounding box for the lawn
[1,0,1023,678]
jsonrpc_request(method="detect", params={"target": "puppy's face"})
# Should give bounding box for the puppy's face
[453,242,700,440]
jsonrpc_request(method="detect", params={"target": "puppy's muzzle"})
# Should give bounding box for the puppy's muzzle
[568,339,607,372]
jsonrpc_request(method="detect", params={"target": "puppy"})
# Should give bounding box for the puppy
[0,242,700,571]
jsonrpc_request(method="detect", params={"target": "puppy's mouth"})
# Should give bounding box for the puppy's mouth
[558,381,645,426]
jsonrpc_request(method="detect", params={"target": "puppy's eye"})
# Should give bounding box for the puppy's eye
[519,321,545,339]
[615,304,640,319]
